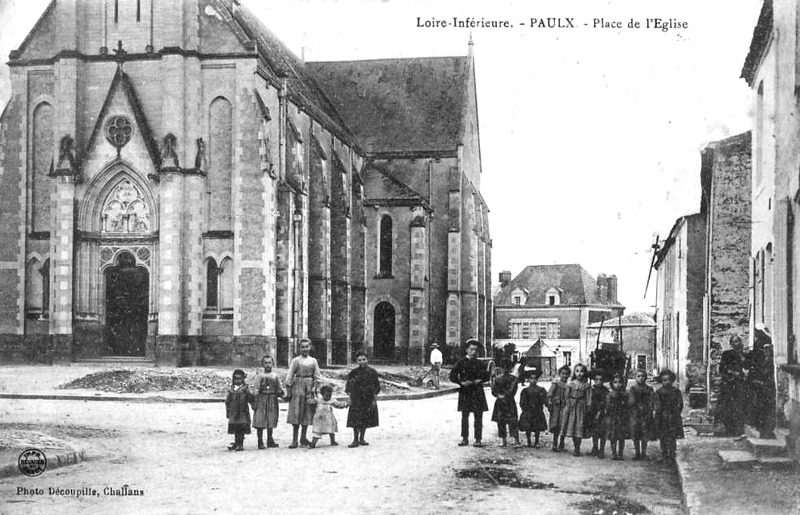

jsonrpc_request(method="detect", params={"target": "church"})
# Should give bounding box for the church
[0,0,492,366]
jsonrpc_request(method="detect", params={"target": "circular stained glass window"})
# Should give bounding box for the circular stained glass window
[104,116,134,149]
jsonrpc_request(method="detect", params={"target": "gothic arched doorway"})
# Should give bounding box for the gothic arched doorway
[373,302,395,359]
[105,251,149,356]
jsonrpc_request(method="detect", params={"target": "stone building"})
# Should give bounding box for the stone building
[742,0,800,458]
[586,312,656,378]
[700,132,752,406]
[653,213,706,390]
[0,0,490,366]
[493,265,625,368]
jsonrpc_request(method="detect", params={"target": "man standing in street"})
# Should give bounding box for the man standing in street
[429,343,443,389]
[450,339,489,447]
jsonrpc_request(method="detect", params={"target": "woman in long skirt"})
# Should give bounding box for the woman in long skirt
[285,339,321,448]
[346,350,381,447]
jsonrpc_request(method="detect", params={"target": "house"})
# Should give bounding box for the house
[0,0,491,366]
[653,214,706,390]
[493,265,625,369]
[586,312,656,378]
[742,0,800,457]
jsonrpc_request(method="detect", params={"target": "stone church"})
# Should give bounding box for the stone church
[0,0,492,366]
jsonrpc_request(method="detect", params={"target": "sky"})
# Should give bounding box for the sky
[0,0,764,312]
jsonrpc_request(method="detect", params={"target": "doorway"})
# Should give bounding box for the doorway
[104,251,148,356]
[373,302,395,359]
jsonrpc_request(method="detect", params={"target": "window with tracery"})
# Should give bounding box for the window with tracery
[101,179,151,233]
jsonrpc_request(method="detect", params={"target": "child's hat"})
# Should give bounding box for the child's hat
[430,342,440,348]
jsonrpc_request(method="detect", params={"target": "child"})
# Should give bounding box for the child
[346,351,381,447]
[491,360,520,447]
[629,369,655,460]
[252,356,285,449]
[586,369,609,458]
[560,363,592,456]
[309,385,349,449]
[605,373,631,460]
[518,369,548,448]
[654,369,684,464]
[548,365,571,452]
[225,369,255,451]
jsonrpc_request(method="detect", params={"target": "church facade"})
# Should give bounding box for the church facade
[0,0,491,366]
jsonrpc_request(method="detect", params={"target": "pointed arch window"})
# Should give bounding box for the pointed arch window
[101,179,151,233]
[379,215,392,277]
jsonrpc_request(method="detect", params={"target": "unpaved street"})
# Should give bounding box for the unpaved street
[0,395,684,514]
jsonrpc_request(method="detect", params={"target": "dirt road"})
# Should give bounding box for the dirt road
[0,395,684,514]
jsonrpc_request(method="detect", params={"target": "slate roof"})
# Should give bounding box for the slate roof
[306,57,470,154]
[587,312,656,328]
[495,264,622,307]
[741,0,773,86]
[362,163,430,208]
[213,0,353,141]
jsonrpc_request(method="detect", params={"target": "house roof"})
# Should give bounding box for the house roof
[306,57,471,154]
[654,213,703,269]
[494,264,622,307]
[741,0,773,86]
[587,312,656,328]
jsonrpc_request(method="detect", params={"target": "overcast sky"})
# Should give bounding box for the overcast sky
[0,0,764,312]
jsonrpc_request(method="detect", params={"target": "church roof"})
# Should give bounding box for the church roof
[495,264,622,307]
[362,163,430,209]
[306,57,471,154]
[587,312,656,328]
[212,0,353,142]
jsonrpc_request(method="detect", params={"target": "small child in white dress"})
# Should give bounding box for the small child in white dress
[309,385,349,448]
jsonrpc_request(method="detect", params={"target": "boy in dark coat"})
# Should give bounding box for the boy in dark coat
[450,339,490,447]
[587,369,609,458]
[225,369,255,451]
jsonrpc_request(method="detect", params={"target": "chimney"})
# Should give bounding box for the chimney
[596,273,608,303]
[499,271,512,288]
[608,275,618,304]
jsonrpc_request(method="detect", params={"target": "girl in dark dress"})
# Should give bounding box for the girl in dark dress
[629,369,655,460]
[587,369,609,458]
[346,350,381,447]
[654,369,684,464]
[605,373,631,461]
[518,370,548,448]
[225,369,255,451]
[491,361,520,447]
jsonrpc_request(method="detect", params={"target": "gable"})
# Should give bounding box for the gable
[81,68,159,183]
[11,0,56,61]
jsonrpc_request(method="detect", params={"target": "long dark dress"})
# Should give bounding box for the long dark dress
[519,384,548,432]
[491,373,519,424]
[226,384,255,435]
[745,347,776,437]
[605,389,631,440]
[718,349,746,435]
[629,383,655,440]
[547,380,568,432]
[449,357,489,412]
[346,366,381,428]
[654,385,684,440]
[586,384,609,438]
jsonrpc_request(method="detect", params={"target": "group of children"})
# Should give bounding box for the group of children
[491,362,684,463]
[225,353,378,451]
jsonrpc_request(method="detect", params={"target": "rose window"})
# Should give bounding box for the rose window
[104,116,134,150]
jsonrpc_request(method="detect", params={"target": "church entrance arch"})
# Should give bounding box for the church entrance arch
[373,302,396,359]
[104,251,149,356]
